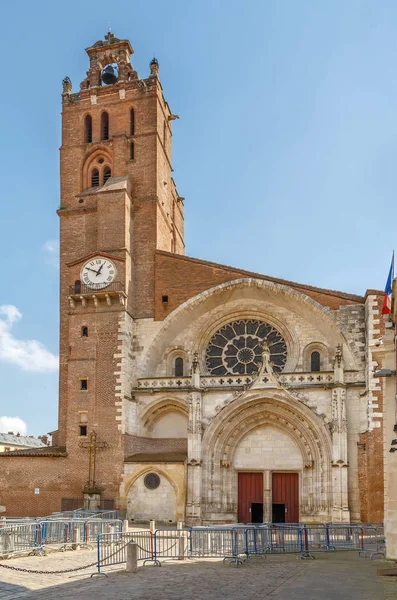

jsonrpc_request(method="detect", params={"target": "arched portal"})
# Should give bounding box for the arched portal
[201,391,333,524]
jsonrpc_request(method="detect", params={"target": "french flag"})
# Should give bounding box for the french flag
[382,254,394,315]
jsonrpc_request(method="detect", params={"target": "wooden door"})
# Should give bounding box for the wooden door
[272,472,299,523]
[238,472,263,523]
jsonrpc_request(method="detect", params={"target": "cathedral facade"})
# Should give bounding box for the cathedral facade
[0,33,385,524]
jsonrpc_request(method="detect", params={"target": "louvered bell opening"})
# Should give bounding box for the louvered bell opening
[103,168,111,183]
[91,169,99,187]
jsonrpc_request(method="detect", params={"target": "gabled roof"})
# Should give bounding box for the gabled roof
[0,433,46,448]
[156,250,379,303]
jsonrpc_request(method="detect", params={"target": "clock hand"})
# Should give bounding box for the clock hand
[96,263,105,276]
[86,267,99,274]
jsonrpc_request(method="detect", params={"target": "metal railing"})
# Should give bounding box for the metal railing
[98,531,155,571]
[0,518,123,558]
[69,281,125,295]
[97,523,385,570]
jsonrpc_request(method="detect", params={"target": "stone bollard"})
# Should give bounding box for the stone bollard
[123,519,129,533]
[72,525,81,551]
[126,541,138,573]
[178,535,185,560]
[150,520,156,533]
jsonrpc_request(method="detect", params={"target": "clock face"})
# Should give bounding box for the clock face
[80,258,117,290]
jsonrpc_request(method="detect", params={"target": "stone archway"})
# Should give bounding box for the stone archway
[201,391,333,523]
[124,466,180,524]
[139,397,188,437]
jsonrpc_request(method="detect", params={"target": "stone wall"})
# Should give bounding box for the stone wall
[233,425,303,471]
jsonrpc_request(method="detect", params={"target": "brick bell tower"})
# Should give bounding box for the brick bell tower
[57,32,184,505]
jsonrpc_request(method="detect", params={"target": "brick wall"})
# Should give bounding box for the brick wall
[154,251,365,321]
[0,457,70,517]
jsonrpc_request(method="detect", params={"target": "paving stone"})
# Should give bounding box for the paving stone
[0,549,393,599]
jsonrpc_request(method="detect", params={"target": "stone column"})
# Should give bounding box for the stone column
[331,345,350,522]
[263,470,272,522]
[186,357,203,525]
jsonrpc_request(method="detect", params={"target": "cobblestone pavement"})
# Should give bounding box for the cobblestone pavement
[0,548,395,599]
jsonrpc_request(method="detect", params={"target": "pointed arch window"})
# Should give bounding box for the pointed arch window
[130,108,135,135]
[103,167,111,184]
[175,357,184,377]
[310,351,321,372]
[101,112,109,140]
[84,115,92,143]
[91,169,99,187]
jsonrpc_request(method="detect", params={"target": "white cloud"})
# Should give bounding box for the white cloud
[42,239,59,268]
[0,305,58,372]
[0,416,27,435]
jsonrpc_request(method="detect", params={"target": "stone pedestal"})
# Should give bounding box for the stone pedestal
[83,493,101,511]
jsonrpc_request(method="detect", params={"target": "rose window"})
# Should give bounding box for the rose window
[205,319,287,376]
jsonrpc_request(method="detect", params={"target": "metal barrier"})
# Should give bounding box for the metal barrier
[189,527,245,566]
[359,526,385,559]
[0,518,123,558]
[97,531,154,572]
[95,523,388,571]
[0,523,42,558]
[50,510,119,520]
[40,519,122,548]
[151,529,189,563]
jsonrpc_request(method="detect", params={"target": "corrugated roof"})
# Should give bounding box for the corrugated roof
[0,433,46,448]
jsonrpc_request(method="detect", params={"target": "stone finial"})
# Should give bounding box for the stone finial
[335,344,343,367]
[62,76,72,94]
[150,57,159,78]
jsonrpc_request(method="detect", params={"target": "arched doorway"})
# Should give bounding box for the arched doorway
[234,424,303,523]
[201,392,333,524]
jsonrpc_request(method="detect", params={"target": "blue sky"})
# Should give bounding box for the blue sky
[1,0,397,436]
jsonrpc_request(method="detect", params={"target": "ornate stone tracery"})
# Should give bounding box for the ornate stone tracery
[205,319,287,376]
